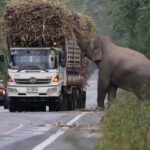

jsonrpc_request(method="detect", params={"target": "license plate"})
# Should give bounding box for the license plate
[27,87,38,93]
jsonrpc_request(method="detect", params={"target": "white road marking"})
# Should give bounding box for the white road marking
[32,112,87,150]
[3,124,24,135]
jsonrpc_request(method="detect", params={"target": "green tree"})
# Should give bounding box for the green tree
[0,0,6,16]
[135,0,150,55]
[70,0,108,34]
[104,0,150,56]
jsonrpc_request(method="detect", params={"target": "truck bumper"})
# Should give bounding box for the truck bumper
[7,85,61,97]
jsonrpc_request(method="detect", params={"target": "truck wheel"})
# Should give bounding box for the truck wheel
[49,101,55,111]
[72,89,78,110]
[17,106,23,112]
[3,97,8,109]
[4,103,8,109]
[33,105,46,112]
[55,101,61,111]
[76,90,86,109]
[67,93,75,111]
[81,91,86,109]
[61,93,68,111]
[4,100,8,109]
[9,98,17,112]
[56,95,63,111]
[76,89,81,109]
[15,101,23,112]
[40,106,46,111]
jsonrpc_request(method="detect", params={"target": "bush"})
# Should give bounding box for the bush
[96,92,150,150]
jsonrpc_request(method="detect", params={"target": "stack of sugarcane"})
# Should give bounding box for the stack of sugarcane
[3,3,71,46]
[2,0,96,86]
[2,0,96,46]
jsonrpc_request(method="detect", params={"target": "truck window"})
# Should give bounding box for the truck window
[9,49,59,70]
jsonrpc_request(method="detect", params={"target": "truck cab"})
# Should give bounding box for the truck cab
[7,47,64,111]
[6,38,86,112]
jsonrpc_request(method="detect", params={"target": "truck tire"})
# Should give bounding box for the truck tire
[61,93,68,111]
[76,90,86,109]
[4,99,8,109]
[81,91,86,109]
[56,95,63,111]
[49,101,55,111]
[76,89,81,109]
[55,101,61,111]
[4,103,8,109]
[9,98,17,112]
[35,105,46,112]
[40,106,46,111]
[49,100,60,111]
[17,105,23,112]
[68,92,76,111]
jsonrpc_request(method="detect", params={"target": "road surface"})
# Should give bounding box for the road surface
[0,70,104,150]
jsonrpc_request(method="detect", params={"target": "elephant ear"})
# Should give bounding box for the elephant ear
[92,47,102,61]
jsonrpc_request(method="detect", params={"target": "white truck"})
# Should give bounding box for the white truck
[6,39,87,112]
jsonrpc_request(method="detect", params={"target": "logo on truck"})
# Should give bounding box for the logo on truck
[30,77,36,84]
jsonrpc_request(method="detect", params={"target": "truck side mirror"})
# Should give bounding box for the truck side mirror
[60,59,66,67]
[0,55,4,62]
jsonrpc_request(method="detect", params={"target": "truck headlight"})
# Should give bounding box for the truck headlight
[52,75,60,83]
[47,88,57,93]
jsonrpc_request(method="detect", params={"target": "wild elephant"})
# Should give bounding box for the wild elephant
[74,29,150,109]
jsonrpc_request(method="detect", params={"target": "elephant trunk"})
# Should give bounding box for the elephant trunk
[73,28,89,53]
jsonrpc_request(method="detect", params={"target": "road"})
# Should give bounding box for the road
[0,70,103,150]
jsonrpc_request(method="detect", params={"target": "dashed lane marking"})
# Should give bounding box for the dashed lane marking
[3,124,24,135]
[32,112,87,150]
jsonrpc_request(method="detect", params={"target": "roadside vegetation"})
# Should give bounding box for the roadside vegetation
[96,92,150,150]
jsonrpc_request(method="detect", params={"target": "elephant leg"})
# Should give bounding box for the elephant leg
[107,84,118,101]
[97,79,109,109]
[107,85,118,108]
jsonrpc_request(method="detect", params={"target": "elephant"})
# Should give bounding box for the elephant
[73,29,150,109]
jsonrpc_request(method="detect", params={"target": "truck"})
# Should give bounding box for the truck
[1,2,94,112]
[6,38,87,112]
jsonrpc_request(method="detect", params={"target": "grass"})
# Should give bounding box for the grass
[96,91,150,150]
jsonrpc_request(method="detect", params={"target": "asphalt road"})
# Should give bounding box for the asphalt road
[0,70,104,150]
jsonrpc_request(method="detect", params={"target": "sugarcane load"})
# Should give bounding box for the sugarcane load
[3,1,96,47]
[1,0,96,112]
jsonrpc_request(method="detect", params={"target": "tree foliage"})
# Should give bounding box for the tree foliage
[0,0,7,56]
[70,0,108,34]
[0,0,6,16]
[104,0,150,56]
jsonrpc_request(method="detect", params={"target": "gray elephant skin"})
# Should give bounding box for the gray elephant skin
[74,30,150,108]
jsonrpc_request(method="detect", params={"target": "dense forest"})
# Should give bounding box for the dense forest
[0,0,150,78]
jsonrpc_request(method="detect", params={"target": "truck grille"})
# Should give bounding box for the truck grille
[15,78,51,84]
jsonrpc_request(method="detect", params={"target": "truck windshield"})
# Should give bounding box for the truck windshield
[9,49,59,70]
